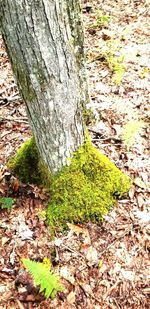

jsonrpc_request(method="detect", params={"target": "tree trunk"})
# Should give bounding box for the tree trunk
[0,0,88,173]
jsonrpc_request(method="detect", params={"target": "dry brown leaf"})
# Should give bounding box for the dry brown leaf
[60,266,75,285]
[81,245,99,266]
[128,186,136,199]
[67,291,76,304]
[134,177,147,189]
[136,194,145,208]
[67,223,91,244]
[1,237,9,246]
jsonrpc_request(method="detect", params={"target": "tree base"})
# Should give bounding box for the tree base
[8,138,50,185]
[47,139,131,229]
[8,138,131,230]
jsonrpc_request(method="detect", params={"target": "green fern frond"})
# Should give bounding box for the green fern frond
[22,258,64,299]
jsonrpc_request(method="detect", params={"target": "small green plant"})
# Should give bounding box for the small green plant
[109,56,125,85]
[22,258,64,299]
[104,40,125,85]
[122,120,145,149]
[139,67,149,79]
[0,197,14,210]
[91,10,110,29]
[90,40,125,85]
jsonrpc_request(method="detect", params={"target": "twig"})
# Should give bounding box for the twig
[16,300,25,309]
[89,128,122,142]
[92,140,122,146]
[92,137,122,142]
[0,93,20,104]
[0,100,11,107]
[103,279,120,299]
[89,128,105,136]
[0,117,29,124]
[61,244,84,258]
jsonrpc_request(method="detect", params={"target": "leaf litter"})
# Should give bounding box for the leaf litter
[0,0,150,308]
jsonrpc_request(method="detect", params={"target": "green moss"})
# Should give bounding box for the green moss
[8,137,46,184]
[82,108,96,125]
[8,137,131,231]
[47,139,131,230]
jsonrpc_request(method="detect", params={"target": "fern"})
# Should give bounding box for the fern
[22,258,64,299]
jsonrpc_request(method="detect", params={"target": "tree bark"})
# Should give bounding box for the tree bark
[0,0,89,173]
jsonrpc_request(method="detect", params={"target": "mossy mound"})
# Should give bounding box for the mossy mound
[8,137,131,230]
[47,140,131,229]
[8,137,42,183]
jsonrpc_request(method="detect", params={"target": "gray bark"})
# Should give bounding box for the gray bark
[0,0,89,173]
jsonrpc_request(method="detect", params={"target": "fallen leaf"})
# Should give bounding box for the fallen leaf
[60,266,75,285]
[67,291,76,304]
[54,238,63,247]
[121,270,135,281]
[128,186,135,199]
[134,177,146,189]
[1,237,9,246]
[134,210,150,223]
[9,250,16,265]
[0,285,7,294]
[136,194,145,208]
[102,29,113,40]
[81,245,99,266]
[67,223,91,244]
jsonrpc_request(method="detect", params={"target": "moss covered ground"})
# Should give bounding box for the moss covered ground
[8,137,131,230]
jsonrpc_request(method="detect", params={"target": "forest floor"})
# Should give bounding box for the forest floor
[0,0,150,308]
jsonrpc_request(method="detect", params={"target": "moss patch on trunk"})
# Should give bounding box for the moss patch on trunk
[47,139,131,229]
[8,138,49,184]
[8,137,131,230]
